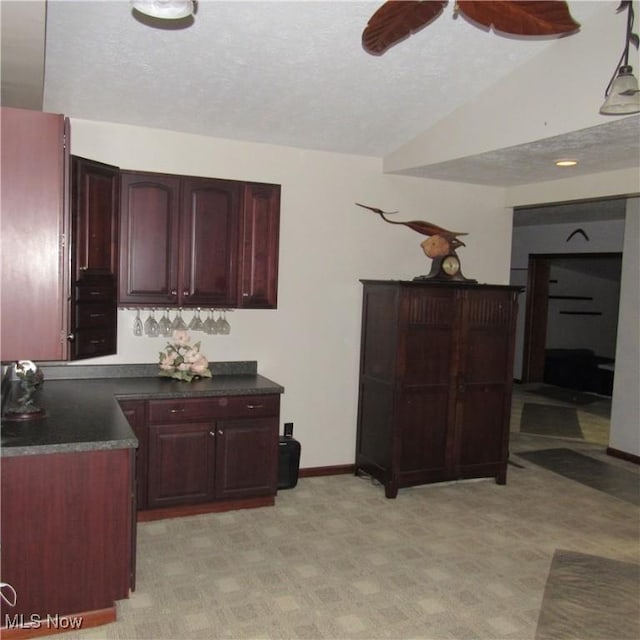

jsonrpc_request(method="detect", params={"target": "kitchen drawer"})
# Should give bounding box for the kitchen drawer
[75,282,116,303]
[71,327,117,359]
[148,394,280,423]
[74,302,116,329]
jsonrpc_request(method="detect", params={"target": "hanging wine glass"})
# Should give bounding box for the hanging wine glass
[159,308,172,337]
[203,309,217,335]
[171,308,187,331]
[188,307,204,332]
[144,308,159,337]
[133,309,143,337]
[218,310,231,335]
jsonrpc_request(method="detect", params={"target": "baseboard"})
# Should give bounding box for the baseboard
[1,607,116,640]
[606,447,640,465]
[299,464,355,478]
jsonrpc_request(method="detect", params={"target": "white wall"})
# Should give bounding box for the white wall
[610,200,640,457]
[69,119,512,468]
[510,218,626,378]
[546,264,621,360]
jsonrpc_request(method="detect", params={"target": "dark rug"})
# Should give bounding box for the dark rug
[529,384,599,405]
[520,402,583,439]
[517,448,640,505]
[536,549,640,640]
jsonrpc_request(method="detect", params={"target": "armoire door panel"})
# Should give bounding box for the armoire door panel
[361,286,399,381]
[457,385,509,467]
[398,388,449,473]
[403,325,453,384]
[356,378,394,470]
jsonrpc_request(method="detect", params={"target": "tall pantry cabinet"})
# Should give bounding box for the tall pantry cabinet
[1,108,70,362]
[356,280,521,498]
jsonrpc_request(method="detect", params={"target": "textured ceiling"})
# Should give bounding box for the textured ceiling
[1,0,639,190]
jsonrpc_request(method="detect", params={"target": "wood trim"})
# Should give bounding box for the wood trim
[299,464,356,478]
[522,256,550,383]
[606,447,640,465]
[137,495,274,522]
[1,607,116,640]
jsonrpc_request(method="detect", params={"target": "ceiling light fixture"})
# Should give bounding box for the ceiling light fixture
[131,0,195,20]
[555,159,578,167]
[600,1,640,115]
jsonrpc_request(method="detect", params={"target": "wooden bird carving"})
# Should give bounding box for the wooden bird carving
[356,202,468,258]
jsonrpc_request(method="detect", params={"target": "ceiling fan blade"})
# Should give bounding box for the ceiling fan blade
[456,1,580,36]
[362,0,448,55]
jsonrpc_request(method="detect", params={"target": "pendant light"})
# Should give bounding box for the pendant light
[600,1,640,115]
[131,0,195,20]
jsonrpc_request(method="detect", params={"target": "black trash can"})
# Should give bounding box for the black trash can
[278,435,301,490]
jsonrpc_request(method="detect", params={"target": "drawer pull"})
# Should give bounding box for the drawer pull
[169,408,185,414]
[88,291,102,296]
[246,404,264,410]
[89,339,104,345]
[89,313,105,319]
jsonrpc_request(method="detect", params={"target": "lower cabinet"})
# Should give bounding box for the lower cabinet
[122,394,280,514]
[215,417,279,499]
[0,448,134,625]
[148,422,216,508]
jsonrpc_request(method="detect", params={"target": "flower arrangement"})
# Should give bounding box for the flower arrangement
[158,330,212,382]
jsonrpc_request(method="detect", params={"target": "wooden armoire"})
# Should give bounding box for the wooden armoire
[355,280,521,498]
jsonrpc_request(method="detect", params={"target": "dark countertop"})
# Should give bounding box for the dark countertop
[1,362,284,458]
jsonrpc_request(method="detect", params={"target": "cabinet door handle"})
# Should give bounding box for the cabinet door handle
[183,291,189,297]
[217,429,224,436]
[169,408,185,414]
[209,430,216,437]
[246,404,264,410]
[170,290,177,296]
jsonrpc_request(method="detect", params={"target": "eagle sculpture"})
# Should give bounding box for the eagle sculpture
[355,202,467,259]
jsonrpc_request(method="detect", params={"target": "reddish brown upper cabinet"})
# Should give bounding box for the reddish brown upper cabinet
[118,170,280,309]
[69,156,120,360]
[356,280,521,498]
[238,182,281,308]
[0,107,70,362]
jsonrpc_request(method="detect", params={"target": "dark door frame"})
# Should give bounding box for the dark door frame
[521,252,623,383]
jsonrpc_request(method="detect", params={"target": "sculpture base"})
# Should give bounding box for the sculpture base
[4,407,46,421]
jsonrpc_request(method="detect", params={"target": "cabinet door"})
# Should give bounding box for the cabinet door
[238,183,280,308]
[0,107,69,362]
[119,172,181,305]
[147,422,216,508]
[180,177,240,307]
[119,399,148,509]
[71,156,120,281]
[70,157,119,359]
[215,417,278,499]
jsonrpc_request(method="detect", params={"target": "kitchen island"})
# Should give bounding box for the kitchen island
[0,362,284,638]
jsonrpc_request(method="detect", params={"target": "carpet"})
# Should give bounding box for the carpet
[520,402,583,439]
[535,549,640,640]
[529,384,599,405]
[517,448,640,505]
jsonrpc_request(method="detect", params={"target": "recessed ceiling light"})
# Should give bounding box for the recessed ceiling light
[555,159,578,167]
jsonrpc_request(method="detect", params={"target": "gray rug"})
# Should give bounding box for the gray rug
[530,384,599,405]
[536,549,640,640]
[520,402,583,439]
[517,448,640,505]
